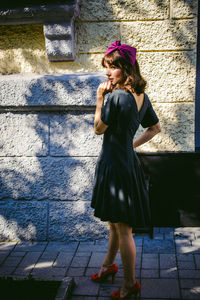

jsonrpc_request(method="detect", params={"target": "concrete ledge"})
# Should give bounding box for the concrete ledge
[55,277,75,300]
[0,73,106,107]
[0,3,78,25]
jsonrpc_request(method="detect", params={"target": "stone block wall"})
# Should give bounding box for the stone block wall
[0,74,109,241]
[0,0,198,241]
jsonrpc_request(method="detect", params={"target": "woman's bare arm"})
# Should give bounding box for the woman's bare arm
[94,94,108,135]
[133,122,161,148]
[94,81,113,135]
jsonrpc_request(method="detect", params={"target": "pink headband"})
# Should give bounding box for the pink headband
[105,40,137,66]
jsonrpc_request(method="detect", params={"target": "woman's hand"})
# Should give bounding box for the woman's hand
[97,81,113,97]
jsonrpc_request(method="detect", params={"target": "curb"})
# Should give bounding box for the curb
[55,277,75,300]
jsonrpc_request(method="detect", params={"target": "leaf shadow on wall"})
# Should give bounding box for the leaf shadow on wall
[0,74,109,242]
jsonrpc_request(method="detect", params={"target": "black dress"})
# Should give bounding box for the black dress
[91,89,159,228]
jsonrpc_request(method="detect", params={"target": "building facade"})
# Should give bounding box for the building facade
[0,0,199,241]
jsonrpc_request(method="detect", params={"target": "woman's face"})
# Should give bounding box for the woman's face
[105,63,124,86]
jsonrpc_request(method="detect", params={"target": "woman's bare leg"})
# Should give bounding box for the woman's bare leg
[115,222,136,297]
[98,222,119,276]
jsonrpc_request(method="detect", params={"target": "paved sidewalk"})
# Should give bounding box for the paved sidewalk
[0,227,200,299]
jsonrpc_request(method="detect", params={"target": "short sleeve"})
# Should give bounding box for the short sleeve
[141,96,159,128]
[101,93,117,126]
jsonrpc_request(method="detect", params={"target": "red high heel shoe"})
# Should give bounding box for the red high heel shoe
[110,281,141,299]
[91,264,118,283]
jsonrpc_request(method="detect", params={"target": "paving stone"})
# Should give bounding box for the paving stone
[164,232,174,240]
[191,239,200,248]
[143,239,175,253]
[142,254,159,269]
[80,242,95,245]
[75,251,91,257]
[13,266,32,277]
[154,233,164,240]
[174,228,199,235]
[179,269,200,279]
[77,243,106,253]
[142,253,158,259]
[178,260,196,269]
[135,258,141,268]
[133,268,140,279]
[160,254,176,269]
[106,276,123,285]
[175,239,191,246]
[136,246,142,253]
[85,267,99,277]
[153,228,160,234]
[53,252,74,267]
[141,269,159,278]
[177,254,194,262]
[72,277,99,296]
[39,251,58,260]
[88,253,121,268]
[194,254,200,268]
[1,255,22,267]
[141,278,180,298]
[180,279,200,289]
[17,251,41,268]
[160,228,175,234]
[175,233,195,241]
[0,251,9,264]
[45,242,78,252]
[10,251,26,257]
[95,239,109,246]
[31,266,66,280]
[133,236,143,246]
[195,231,200,239]
[0,265,16,276]
[176,245,200,254]
[67,267,85,277]
[114,268,126,278]
[35,257,56,266]
[14,242,47,252]
[71,256,90,268]
[181,288,200,299]
[160,267,178,278]
[34,260,53,269]
[0,242,17,251]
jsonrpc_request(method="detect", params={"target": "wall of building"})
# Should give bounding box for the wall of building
[0,0,198,241]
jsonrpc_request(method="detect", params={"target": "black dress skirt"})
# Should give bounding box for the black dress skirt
[91,89,159,229]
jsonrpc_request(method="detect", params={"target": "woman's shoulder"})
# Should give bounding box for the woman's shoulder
[108,89,131,103]
[143,92,153,107]
[111,88,130,97]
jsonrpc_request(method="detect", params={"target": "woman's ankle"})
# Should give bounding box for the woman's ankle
[122,279,137,289]
[102,263,113,268]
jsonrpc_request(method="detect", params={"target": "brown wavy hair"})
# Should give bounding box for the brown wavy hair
[102,50,147,95]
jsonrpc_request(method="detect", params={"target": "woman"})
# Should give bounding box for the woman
[91,41,161,299]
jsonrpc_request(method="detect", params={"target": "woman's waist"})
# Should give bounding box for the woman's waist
[103,134,133,148]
